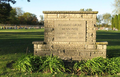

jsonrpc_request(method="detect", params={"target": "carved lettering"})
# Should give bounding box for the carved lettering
[62,28,78,30]
[58,24,81,26]
[55,20,86,42]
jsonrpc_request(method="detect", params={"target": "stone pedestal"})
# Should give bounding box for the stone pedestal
[32,41,108,60]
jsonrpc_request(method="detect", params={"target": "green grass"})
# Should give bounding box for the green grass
[96,30,120,58]
[0,29,44,32]
[0,29,120,77]
[0,29,44,77]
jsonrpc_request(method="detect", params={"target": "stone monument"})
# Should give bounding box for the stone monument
[32,11,108,60]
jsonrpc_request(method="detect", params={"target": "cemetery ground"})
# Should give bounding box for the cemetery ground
[0,29,120,77]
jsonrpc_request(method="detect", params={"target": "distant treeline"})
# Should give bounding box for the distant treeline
[0,24,44,29]
[0,3,44,25]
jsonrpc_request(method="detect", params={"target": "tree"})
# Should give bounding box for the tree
[0,3,12,23]
[18,16,26,24]
[39,15,44,25]
[86,8,92,11]
[8,7,24,25]
[0,0,30,4]
[40,15,43,21]
[111,14,120,30]
[80,8,92,11]
[111,17,115,29]
[113,0,120,14]
[118,14,120,30]
[18,12,38,25]
[0,0,16,4]
[15,7,24,16]
[103,13,111,25]
[114,15,118,29]
[80,9,84,11]
[9,8,18,24]
[96,15,103,26]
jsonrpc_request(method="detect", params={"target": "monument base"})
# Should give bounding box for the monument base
[32,41,108,61]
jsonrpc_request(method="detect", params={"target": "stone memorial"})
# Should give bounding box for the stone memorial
[32,11,108,60]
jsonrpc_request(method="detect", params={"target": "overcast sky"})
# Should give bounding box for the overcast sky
[10,0,114,20]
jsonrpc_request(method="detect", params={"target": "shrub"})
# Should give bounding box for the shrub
[105,57,120,74]
[14,55,65,74]
[73,57,106,75]
[39,55,65,73]
[31,56,44,72]
[14,55,43,72]
[14,54,120,75]
[73,57,120,75]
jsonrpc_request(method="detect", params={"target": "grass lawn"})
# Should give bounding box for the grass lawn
[96,30,120,58]
[0,29,120,77]
[0,29,45,77]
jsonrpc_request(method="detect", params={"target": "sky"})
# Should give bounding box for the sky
[10,0,114,20]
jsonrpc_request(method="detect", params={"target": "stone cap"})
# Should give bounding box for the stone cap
[32,41,46,44]
[96,42,108,45]
[43,11,98,14]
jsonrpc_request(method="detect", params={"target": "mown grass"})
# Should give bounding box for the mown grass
[0,29,45,77]
[96,30,120,58]
[0,29,120,77]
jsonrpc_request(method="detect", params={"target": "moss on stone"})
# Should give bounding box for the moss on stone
[96,42,108,45]
[43,11,98,14]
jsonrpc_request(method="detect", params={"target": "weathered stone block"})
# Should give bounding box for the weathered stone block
[34,50,51,56]
[103,45,107,49]
[72,56,82,60]
[44,14,48,18]
[87,45,96,49]
[97,45,103,49]
[80,52,90,57]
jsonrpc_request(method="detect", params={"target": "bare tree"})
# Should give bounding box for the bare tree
[103,13,111,25]
[113,0,120,14]
[15,7,24,16]
[96,15,103,25]
[40,15,43,21]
